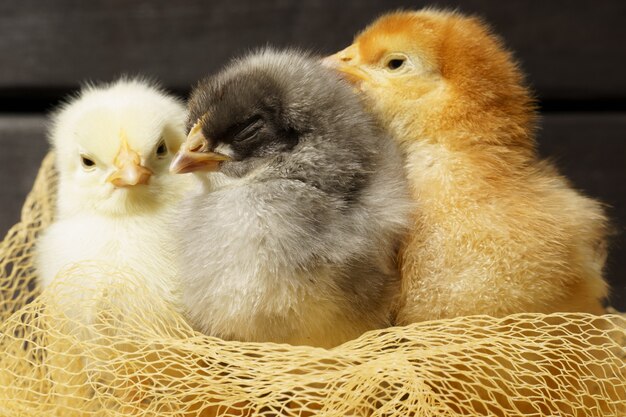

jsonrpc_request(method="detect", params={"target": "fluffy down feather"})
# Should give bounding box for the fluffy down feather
[36,78,191,320]
[325,9,609,323]
[172,50,412,348]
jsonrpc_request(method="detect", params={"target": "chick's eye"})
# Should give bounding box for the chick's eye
[386,58,406,71]
[80,155,95,170]
[235,116,264,142]
[155,140,168,157]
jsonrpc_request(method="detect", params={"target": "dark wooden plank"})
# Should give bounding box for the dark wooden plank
[0,116,48,236]
[0,0,625,101]
[0,112,624,309]
[538,113,626,309]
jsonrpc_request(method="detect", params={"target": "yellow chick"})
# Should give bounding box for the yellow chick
[325,9,609,323]
[36,79,190,319]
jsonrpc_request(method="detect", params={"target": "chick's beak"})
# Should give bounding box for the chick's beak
[106,136,153,188]
[169,121,231,174]
[322,44,370,84]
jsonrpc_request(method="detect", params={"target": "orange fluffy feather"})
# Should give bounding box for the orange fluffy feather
[326,9,609,323]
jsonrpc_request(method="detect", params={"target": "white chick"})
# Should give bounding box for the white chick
[36,78,190,319]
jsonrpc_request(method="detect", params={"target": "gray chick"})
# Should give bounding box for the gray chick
[170,49,411,348]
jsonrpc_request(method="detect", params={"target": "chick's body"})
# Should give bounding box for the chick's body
[172,50,410,348]
[36,79,190,315]
[326,10,609,323]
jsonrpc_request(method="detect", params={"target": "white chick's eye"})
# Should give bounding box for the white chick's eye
[383,54,410,72]
[155,139,168,158]
[80,154,96,170]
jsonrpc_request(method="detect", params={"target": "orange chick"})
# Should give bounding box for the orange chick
[325,9,609,323]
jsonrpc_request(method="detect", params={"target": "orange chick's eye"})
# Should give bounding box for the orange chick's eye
[386,58,406,70]
[382,53,411,72]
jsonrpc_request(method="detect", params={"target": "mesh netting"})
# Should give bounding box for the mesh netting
[1,153,625,416]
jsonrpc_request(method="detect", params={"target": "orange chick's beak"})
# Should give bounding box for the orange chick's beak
[106,136,153,187]
[322,44,370,84]
[169,120,231,174]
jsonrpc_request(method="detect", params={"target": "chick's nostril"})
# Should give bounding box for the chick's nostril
[189,143,204,152]
[340,56,352,62]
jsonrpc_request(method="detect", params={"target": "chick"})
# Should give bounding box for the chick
[324,10,609,323]
[36,79,190,318]
[169,50,410,348]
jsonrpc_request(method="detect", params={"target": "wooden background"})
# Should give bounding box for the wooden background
[1,0,624,309]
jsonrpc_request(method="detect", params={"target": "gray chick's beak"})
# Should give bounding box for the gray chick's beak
[169,120,232,174]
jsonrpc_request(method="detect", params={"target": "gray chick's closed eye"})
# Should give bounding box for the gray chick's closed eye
[174,49,412,348]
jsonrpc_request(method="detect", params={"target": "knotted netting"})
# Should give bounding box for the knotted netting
[0,153,624,416]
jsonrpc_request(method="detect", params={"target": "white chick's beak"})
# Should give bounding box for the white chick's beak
[322,44,371,85]
[106,135,153,187]
[169,120,232,174]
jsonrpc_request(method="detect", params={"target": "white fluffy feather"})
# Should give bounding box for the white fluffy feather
[36,78,190,319]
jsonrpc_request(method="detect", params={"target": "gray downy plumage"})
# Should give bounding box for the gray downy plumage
[176,49,412,348]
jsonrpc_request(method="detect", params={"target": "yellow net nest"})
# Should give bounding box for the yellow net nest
[1,153,625,416]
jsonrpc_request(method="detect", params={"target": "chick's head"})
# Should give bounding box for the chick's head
[50,79,187,217]
[324,9,536,152]
[171,49,356,177]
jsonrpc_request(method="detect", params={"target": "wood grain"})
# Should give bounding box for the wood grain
[0,0,625,100]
